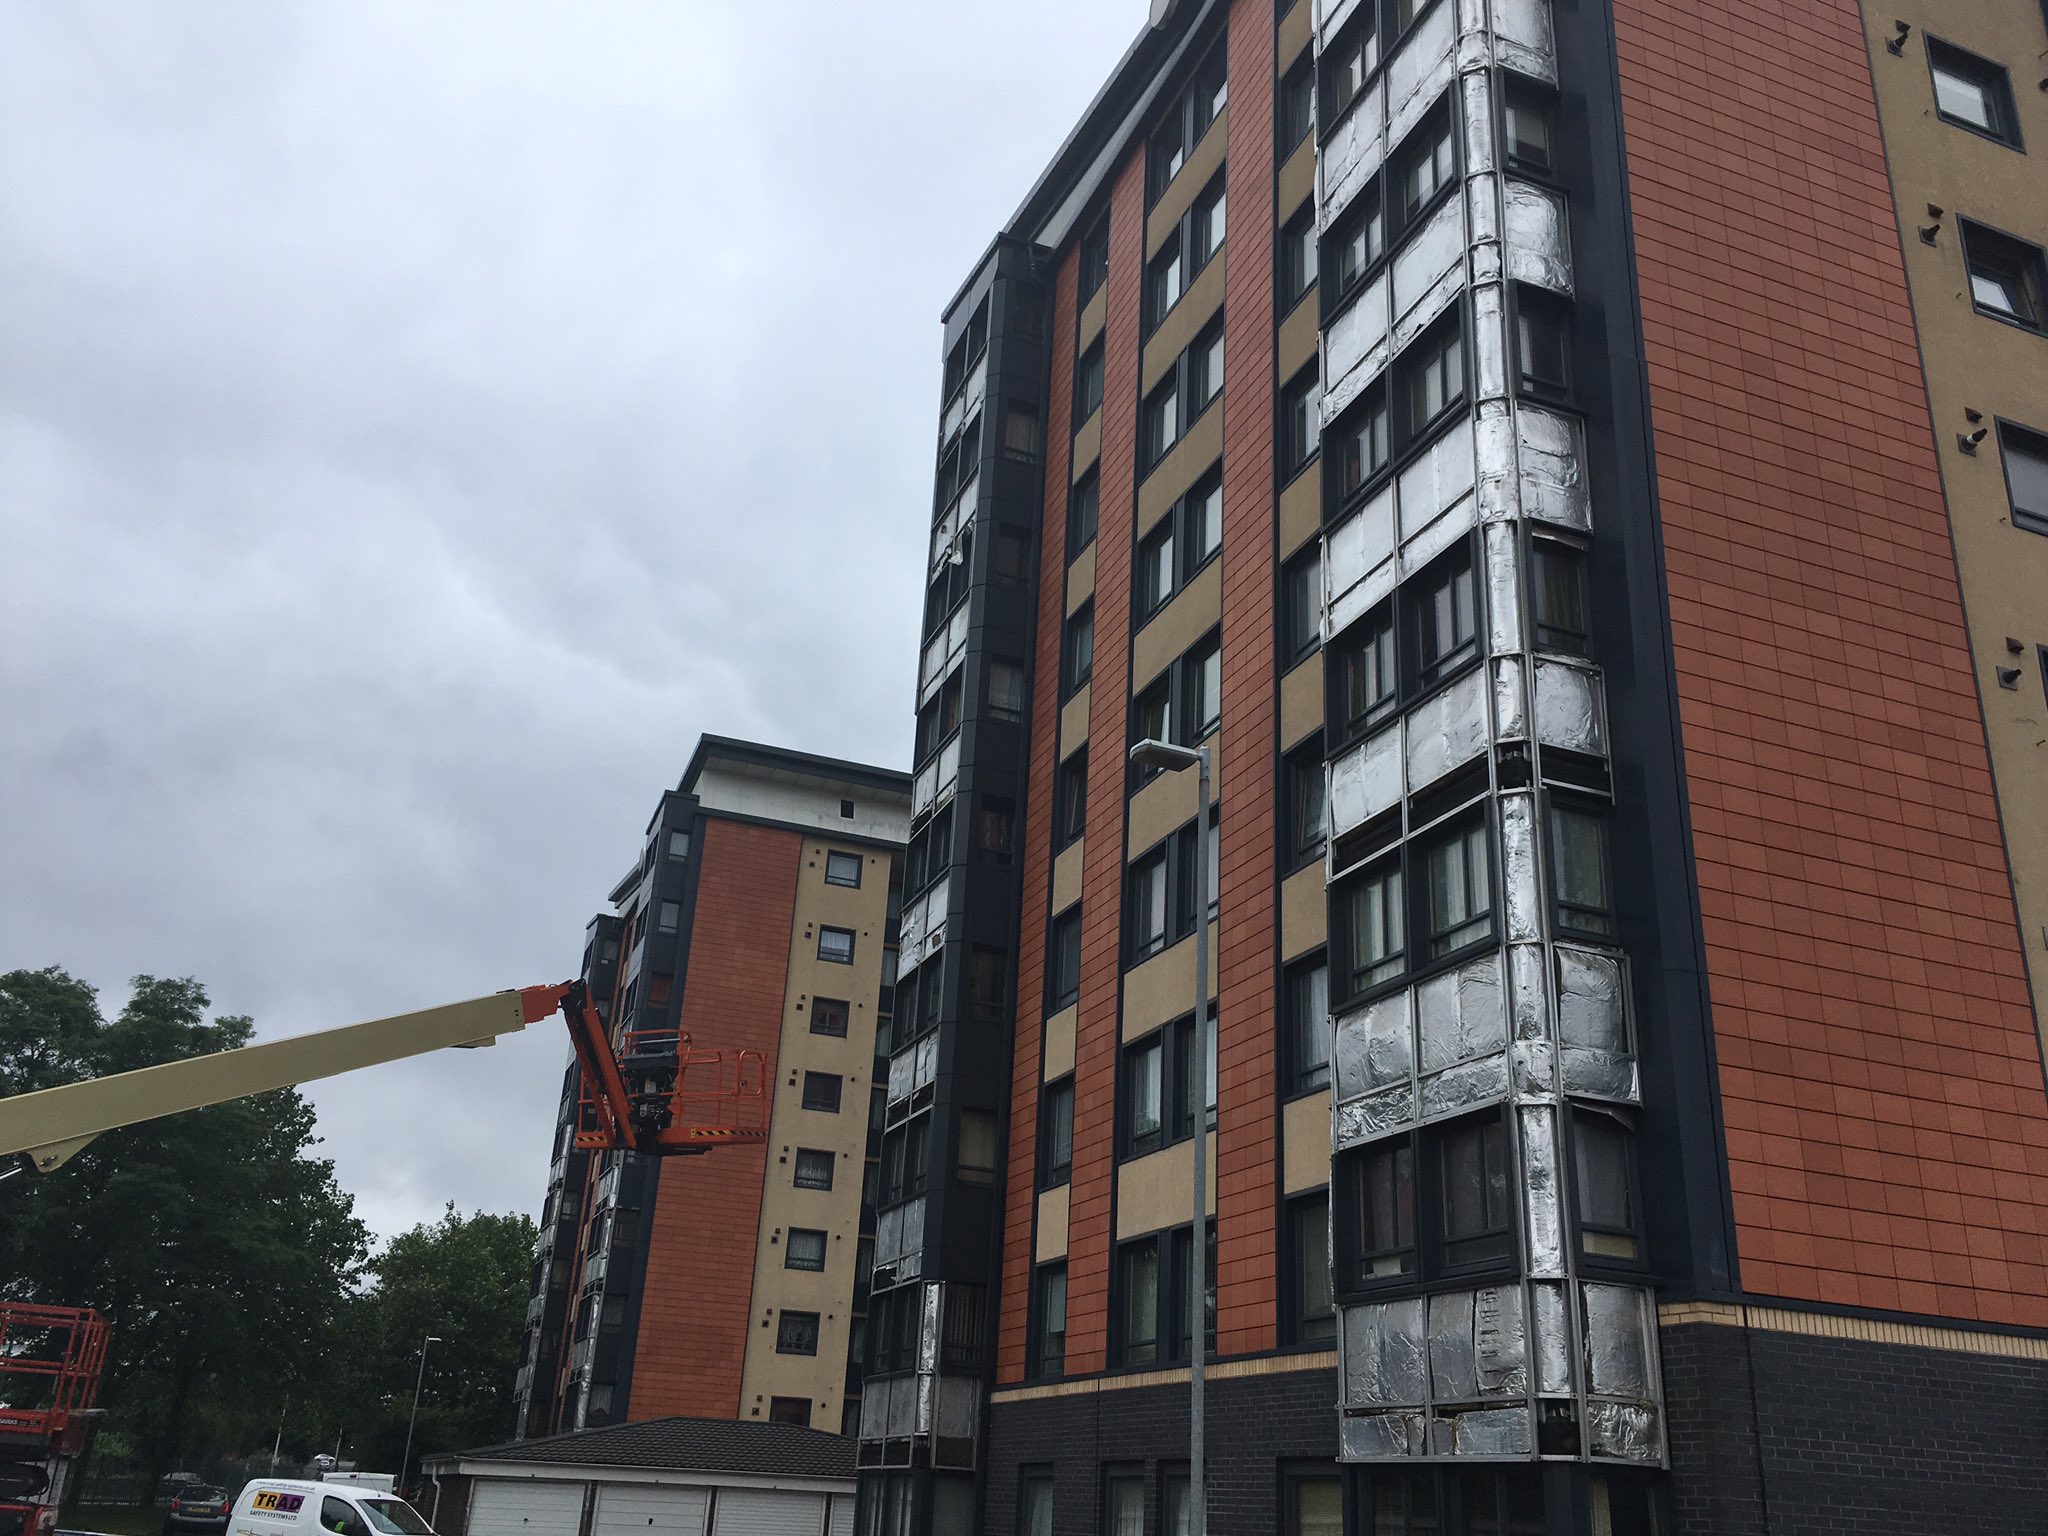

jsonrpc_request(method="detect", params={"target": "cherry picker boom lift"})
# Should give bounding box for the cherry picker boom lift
[0,979,768,1178]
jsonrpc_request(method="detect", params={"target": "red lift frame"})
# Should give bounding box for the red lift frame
[0,1302,110,1536]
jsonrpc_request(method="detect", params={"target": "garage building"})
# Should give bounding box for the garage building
[422,1417,854,1536]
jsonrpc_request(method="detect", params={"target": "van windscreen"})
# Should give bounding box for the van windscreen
[359,1502,432,1536]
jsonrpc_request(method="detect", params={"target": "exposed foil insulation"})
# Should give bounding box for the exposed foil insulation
[1472,278,1508,400]
[1586,1402,1661,1462]
[939,357,987,446]
[1335,1082,1419,1146]
[1397,417,1478,546]
[1325,481,1397,635]
[1461,72,1498,177]
[1499,792,1542,944]
[918,1282,942,1373]
[1415,953,1508,1074]
[1341,1412,1421,1459]
[1390,263,1466,360]
[1493,0,1559,81]
[1485,521,1522,653]
[1504,180,1573,293]
[1494,656,1529,740]
[1534,659,1607,755]
[1474,410,1518,520]
[1317,0,1368,47]
[1320,83,1387,228]
[1393,195,1467,322]
[886,1034,938,1106]
[1428,1290,1479,1402]
[1584,1284,1654,1399]
[1324,272,1392,409]
[1446,1407,1534,1456]
[1556,946,1630,1052]
[1335,987,1414,1103]
[1328,720,1403,838]
[1509,942,1549,1041]
[1344,1297,1429,1407]
[1473,1285,1528,1395]
[1517,406,1593,528]
[1386,3,1458,148]
[934,1375,979,1440]
[1405,666,1490,793]
[1420,1054,1511,1118]
[1530,1281,1573,1395]
[1513,1037,1556,1098]
[915,1372,935,1435]
[1520,1104,1565,1277]
[1561,1046,1639,1102]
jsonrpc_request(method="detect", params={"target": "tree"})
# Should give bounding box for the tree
[0,969,370,1495]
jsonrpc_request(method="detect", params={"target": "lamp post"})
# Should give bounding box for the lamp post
[1128,738,1210,1536]
[398,1335,442,1498]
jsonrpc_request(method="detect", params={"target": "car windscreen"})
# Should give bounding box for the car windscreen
[359,1501,432,1536]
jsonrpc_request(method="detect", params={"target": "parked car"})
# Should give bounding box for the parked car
[228,1480,435,1536]
[165,1486,234,1536]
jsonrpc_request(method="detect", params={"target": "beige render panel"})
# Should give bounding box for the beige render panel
[1072,410,1103,485]
[1126,731,1224,854]
[1037,1185,1071,1262]
[1121,923,1219,1042]
[1062,684,1092,759]
[1281,862,1328,962]
[1068,540,1097,616]
[1144,257,1227,395]
[1283,1089,1332,1195]
[1281,651,1323,748]
[1148,108,1229,260]
[1078,284,1108,354]
[1117,1133,1217,1239]
[1279,463,1320,558]
[1044,1003,1078,1081]
[1279,287,1320,382]
[1277,0,1312,77]
[1132,559,1224,693]
[1052,841,1085,919]
[1138,406,1226,537]
[1866,0,2048,1035]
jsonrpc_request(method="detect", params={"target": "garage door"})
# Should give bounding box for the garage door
[708,1489,824,1536]
[825,1495,851,1536]
[467,1479,587,1536]
[593,1483,709,1536]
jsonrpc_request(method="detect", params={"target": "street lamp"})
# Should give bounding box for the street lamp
[1127,737,1210,1536]
[399,1335,442,1498]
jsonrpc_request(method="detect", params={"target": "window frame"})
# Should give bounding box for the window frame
[1039,1075,1075,1188]
[1130,630,1223,788]
[1545,794,1616,941]
[810,996,851,1038]
[1146,41,1229,208]
[1280,56,1316,156]
[1283,737,1327,872]
[1320,90,1460,328]
[824,850,864,888]
[1069,467,1100,559]
[1500,73,1559,176]
[1137,465,1226,620]
[792,1147,835,1191]
[800,1072,844,1113]
[1569,1103,1647,1270]
[1055,748,1089,849]
[1282,1190,1338,1346]
[1997,418,2048,537]
[1512,283,1573,401]
[1280,202,1319,313]
[1079,218,1111,306]
[1333,1106,1519,1300]
[1142,322,1227,473]
[1075,337,1106,426]
[1926,36,2024,149]
[817,926,856,965]
[1280,362,1322,481]
[1529,535,1592,656]
[1118,1007,1216,1160]
[1960,217,2048,334]
[774,1309,822,1356]
[1282,950,1332,1096]
[1329,796,1495,1010]
[1281,545,1323,666]
[1047,907,1083,1011]
[1063,602,1096,697]
[784,1227,828,1272]
[1031,1262,1069,1380]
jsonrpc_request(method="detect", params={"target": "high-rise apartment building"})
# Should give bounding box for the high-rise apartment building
[514,737,910,1442]
[861,2,2048,1533]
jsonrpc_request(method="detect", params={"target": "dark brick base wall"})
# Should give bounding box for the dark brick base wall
[1661,1322,2048,1536]
[984,1363,1338,1536]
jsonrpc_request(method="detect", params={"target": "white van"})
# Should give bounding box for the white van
[229,1481,435,1536]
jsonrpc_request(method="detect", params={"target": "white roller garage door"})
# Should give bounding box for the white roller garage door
[593,1483,709,1536]
[708,1489,824,1536]
[825,1495,851,1536]
[467,1480,587,1536]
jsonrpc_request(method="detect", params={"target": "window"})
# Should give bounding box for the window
[1128,845,1173,961]
[1192,181,1227,268]
[990,659,1027,722]
[1134,677,1173,762]
[818,926,855,964]
[1412,541,1478,687]
[1124,1034,1167,1157]
[1327,185,1386,303]
[1549,800,1614,938]
[1346,1137,1417,1284]
[1531,539,1591,654]
[1321,8,1378,128]
[1041,1076,1075,1187]
[1337,859,1405,995]
[1285,739,1327,869]
[1573,1108,1642,1262]
[1069,469,1099,556]
[1928,39,2022,147]
[1004,404,1043,463]
[646,972,671,1009]
[1121,1009,1216,1157]
[1187,637,1222,741]
[1502,77,1556,172]
[785,1227,828,1271]
[666,828,691,860]
[1329,381,1390,507]
[1055,750,1088,847]
[1284,952,1331,1094]
[1282,547,1322,664]
[1284,1473,1343,1536]
[1161,1475,1189,1536]
[976,798,1015,865]
[1114,1225,1215,1366]
[1281,205,1318,308]
[793,1148,835,1190]
[1282,365,1322,478]
[1189,322,1225,408]
[956,1110,999,1184]
[966,945,1008,1021]
[1148,243,1186,328]
[768,1397,811,1426]
[1106,1474,1145,1536]
[811,996,850,1037]
[656,899,681,933]
[1398,320,1465,438]
[1048,908,1082,1010]
[880,1113,931,1204]
[1063,604,1095,695]
[942,298,988,400]
[1021,1474,1054,1536]
[1138,469,1224,617]
[1076,340,1105,423]
[1962,219,2046,331]
[775,1310,821,1355]
[1422,816,1493,958]
[1395,103,1456,227]
[322,1498,365,1536]
[1117,1239,1162,1363]
[993,528,1033,588]
[1080,218,1110,305]
[1032,1263,1068,1378]
[2001,421,2048,535]
[1515,287,1572,398]
[1144,376,1182,468]
[1280,58,1316,153]
[1439,1114,1514,1269]
[1138,521,1177,617]
[825,850,863,888]
[1284,1192,1337,1344]
[1331,602,1397,741]
[1148,43,1227,205]
[801,1072,843,1113]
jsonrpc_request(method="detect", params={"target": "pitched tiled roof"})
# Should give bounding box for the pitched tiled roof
[436,1417,854,1482]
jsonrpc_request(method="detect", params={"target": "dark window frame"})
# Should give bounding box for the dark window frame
[1079,218,1111,306]
[1055,748,1089,848]
[1281,1467,1346,1536]
[1569,1102,1647,1271]
[1926,36,2024,149]
[1512,283,1573,402]
[824,850,864,888]
[1281,545,1323,666]
[1320,90,1460,327]
[1396,310,1468,447]
[1324,376,1391,520]
[1069,467,1101,559]
[1111,1222,1216,1366]
[1961,217,2048,333]
[1047,907,1083,1012]
[1117,1007,1216,1160]
[1142,321,1227,473]
[1283,737,1327,872]
[1030,1262,1069,1380]
[1280,55,1316,156]
[1281,1189,1338,1346]
[1039,1075,1075,1188]
[801,1071,844,1113]
[818,926,856,965]
[810,996,851,1038]
[792,1147,835,1191]
[1282,949,1332,1096]
[775,1309,822,1356]
[784,1227,828,1272]
[1325,534,1485,755]
[1280,361,1322,482]
[1545,792,1616,942]
[1500,72,1559,176]
[1146,39,1230,207]
[1333,1106,1519,1301]
[1997,418,2048,536]
[1074,337,1106,427]
[1136,463,1226,620]
[1529,534,1592,657]
[1063,602,1096,697]
[1129,629,1224,788]
[1280,201,1319,313]
[1329,797,1495,1011]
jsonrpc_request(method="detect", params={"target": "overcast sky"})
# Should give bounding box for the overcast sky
[1,1,1137,1247]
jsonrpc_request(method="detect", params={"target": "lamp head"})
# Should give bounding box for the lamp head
[1128,738,1203,773]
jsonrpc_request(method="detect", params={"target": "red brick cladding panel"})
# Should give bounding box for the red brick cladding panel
[628,817,801,1414]
[1611,0,2048,1325]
